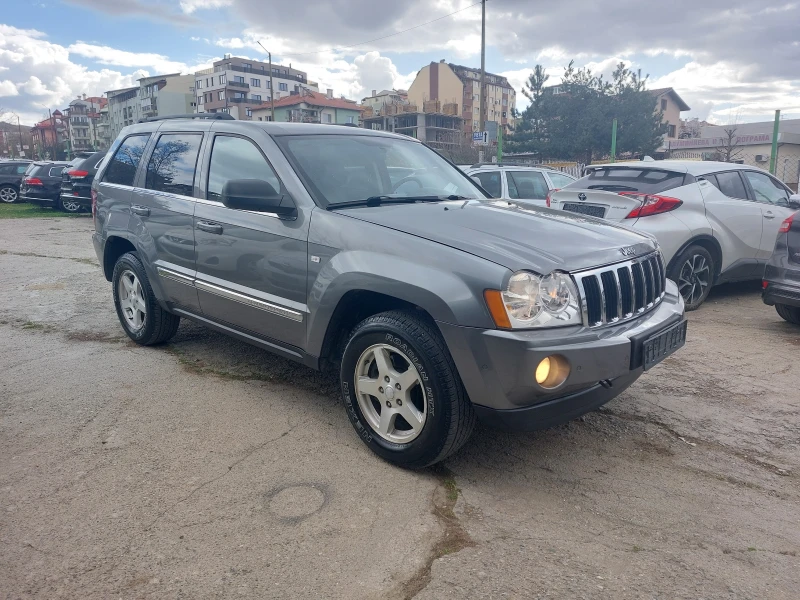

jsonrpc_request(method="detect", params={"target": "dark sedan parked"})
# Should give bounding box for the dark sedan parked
[20,161,70,207]
[763,210,800,325]
[0,160,33,204]
[59,151,107,212]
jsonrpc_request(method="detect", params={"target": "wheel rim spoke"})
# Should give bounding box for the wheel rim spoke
[354,343,428,444]
[117,270,146,331]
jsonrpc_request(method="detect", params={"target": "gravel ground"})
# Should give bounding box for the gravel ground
[1,216,798,599]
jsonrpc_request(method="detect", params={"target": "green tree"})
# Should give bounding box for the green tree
[508,61,667,163]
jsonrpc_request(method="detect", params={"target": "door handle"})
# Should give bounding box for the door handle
[196,221,223,234]
[763,211,775,220]
[131,205,150,217]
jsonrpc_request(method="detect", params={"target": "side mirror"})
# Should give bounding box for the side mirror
[789,193,800,209]
[221,179,296,217]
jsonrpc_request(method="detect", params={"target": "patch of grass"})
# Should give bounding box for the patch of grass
[632,545,643,553]
[747,547,757,552]
[20,321,56,332]
[442,475,459,503]
[0,203,89,219]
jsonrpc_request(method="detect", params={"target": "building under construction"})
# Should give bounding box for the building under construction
[361,100,463,151]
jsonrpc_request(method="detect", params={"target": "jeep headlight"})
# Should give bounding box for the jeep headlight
[487,271,582,329]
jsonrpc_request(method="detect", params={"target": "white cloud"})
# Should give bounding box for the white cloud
[0,80,19,97]
[67,43,190,74]
[180,0,233,13]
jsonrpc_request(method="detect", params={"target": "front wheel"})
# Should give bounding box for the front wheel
[112,252,180,345]
[669,245,715,311]
[339,310,475,468]
[776,304,800,325]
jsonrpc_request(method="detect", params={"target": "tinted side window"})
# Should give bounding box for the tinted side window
[0,165,12,174]
[206,135,281,202]
[16,165,29,174]
[473,171,502,198]
[49,166,65,177]
[743,171,789,206]
[508,171,549,200]
[145,133,203,197]
[567,167,685,194]
[103,135,149,186]
[714,171,748,200]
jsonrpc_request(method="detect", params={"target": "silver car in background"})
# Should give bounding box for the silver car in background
[465,164,576,207]
[549,161,800,309]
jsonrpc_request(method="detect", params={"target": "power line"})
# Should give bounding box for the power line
[272,1,483,58]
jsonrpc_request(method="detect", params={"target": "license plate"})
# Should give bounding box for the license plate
[642,320,687,370]
[562,203,606,218]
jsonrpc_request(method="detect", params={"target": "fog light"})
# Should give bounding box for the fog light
[535,355,570,389]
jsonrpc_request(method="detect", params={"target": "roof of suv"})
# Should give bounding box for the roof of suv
[588,160,768,176]
[128,118,408,140]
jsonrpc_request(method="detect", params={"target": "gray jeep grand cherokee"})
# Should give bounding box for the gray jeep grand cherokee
[91,115,687,467]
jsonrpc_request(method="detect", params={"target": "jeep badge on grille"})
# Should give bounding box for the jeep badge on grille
[619,246,637,257]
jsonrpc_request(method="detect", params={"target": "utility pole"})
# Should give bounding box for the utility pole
[16,114,23,158]
[257,42,276,122]
[479,0,486,134]
[769,109,780,175]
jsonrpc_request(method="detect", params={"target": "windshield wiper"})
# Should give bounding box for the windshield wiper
[327,195,469,210]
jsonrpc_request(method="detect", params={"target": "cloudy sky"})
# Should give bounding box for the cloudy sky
[1,0,799,126]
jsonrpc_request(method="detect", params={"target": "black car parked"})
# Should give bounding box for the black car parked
[763,210,800,325]
[20,161,70,207]
[59,151,107,212]
[0,160,33,204]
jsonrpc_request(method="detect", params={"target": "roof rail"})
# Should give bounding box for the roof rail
[138,113,235,123]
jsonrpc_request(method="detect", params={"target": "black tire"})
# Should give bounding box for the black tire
[668,245,715,311]
[339,310,476,468]
[776,304,800,325]
[112,251,180,345]
[0,184,19,204]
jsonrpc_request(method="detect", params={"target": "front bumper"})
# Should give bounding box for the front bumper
[437,280,685,428]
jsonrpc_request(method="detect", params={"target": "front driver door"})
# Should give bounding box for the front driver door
[740,170,797,260]
[193,131,310,350]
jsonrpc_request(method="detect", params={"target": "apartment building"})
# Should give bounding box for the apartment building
[106,74,195,140]
[64,96,107,153]
[30,110,67,159]
[407,60,516,138]
[361,89,408,113]
[649,88,690,151]
[195,55,318,120]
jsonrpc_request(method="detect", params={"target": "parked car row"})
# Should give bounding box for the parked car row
[547,161,800,312]
[0,151,107,213]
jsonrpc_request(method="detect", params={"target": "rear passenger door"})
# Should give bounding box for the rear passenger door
[740,170,797,260]
[96,133,151,240]
[193,130,309,349]
[130,125,207,312]
[698,171,762,275]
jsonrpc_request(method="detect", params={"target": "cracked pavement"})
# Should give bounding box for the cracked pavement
[1,217,799,599]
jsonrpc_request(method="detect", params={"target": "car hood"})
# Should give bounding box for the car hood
[338,199,657,273]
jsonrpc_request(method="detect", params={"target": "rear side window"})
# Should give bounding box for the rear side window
[145,133,203,197]
[49,166,65,177]
[103,135,150,186]
[712,171,748,200]
[507,171,548,200]
[473,171,502,198]
[566,167,686,194]
[206,135,281,202]
[15,164,29,174]
[548,172,575,188]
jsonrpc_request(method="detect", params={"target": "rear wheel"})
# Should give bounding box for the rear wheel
[112,252,180,345]
[669,245,714,310]
[339,310,475,468]
[58,197,82,213]
[0,185,18,203]
[776,304,800,325]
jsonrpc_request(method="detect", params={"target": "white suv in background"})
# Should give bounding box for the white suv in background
[549,161,800,310]
[465,164,577,207]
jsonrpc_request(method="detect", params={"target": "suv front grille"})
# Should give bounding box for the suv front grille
[572,252,666,327]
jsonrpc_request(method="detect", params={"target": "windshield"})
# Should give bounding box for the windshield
[277,134,486,206]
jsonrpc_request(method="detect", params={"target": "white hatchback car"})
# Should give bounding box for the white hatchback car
[549,160,800,309]
[465,164,577,207]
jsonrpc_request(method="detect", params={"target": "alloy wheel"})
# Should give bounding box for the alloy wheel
[60,199,81,213]
[0,186,18,203]
[354,343,427,443]
[678,254,710,305]
[117,270,147,331]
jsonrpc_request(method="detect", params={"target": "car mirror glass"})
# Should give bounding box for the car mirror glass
[789,194,800,209]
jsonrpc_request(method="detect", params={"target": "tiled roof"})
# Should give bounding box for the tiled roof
[269,90,363,111]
